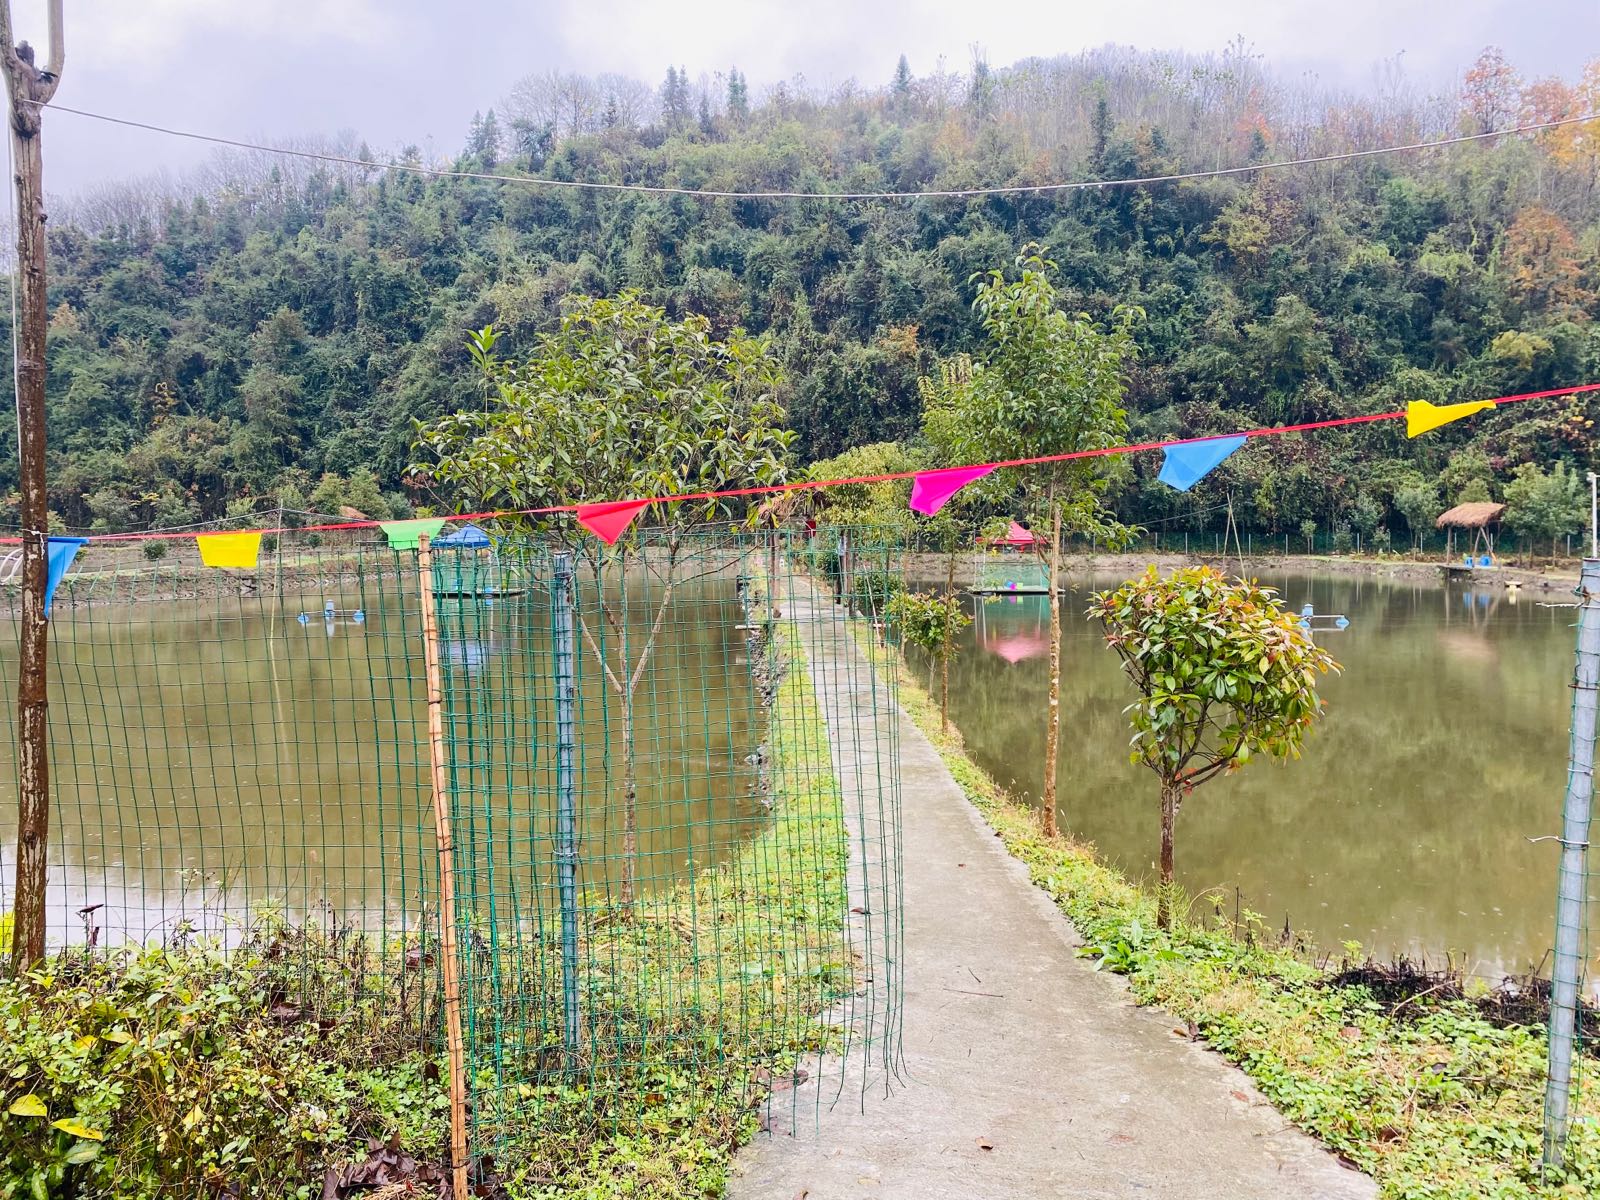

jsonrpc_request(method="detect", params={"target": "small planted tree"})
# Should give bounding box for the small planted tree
[1503,461,1586,561]
[922,249,1138,837]
[1088,566,1339,928]
[415,294,793,906]
[1394,482,1440,554]
[884,589,972,732]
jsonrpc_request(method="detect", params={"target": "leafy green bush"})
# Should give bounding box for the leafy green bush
[0,928,443,1199]
[140,540,166,562]
[848,568,904,613]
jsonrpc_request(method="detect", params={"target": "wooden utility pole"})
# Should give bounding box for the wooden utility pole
[1,0,64,973]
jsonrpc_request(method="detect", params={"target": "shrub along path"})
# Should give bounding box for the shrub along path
[730,591,1374,1200]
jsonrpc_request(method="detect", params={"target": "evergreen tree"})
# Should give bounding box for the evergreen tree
[892,54,912,113]
[464,109,501,166]
[726,68,749,122]
[1090,95,1112,171]
[661,66,692,129]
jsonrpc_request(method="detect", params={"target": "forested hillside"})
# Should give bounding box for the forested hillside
[11,43,1600,544]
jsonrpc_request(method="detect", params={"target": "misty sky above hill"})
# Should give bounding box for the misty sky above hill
[8,0,1598,196]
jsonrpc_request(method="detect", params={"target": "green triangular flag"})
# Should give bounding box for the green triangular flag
[380,518,447,550]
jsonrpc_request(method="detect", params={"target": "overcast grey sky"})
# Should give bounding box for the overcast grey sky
[10,0,1599,194]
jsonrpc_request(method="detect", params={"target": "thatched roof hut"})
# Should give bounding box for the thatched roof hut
[1435,502,1505,530]
[1436,501,1505,562]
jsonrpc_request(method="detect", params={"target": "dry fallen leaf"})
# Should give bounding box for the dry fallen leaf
[975,1137,995,1151]
[1230,1090,1250,1103]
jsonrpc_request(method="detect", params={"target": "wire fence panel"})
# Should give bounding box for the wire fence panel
[0,529,905,1165]
[0,549,431,938]
[434,531,903,1152]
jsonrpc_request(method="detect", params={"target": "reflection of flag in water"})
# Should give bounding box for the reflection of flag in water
[977,596,1051,664]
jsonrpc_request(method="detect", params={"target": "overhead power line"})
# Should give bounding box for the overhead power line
[29,99,1600,202]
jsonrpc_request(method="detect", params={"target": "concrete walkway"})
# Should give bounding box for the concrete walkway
[730,599,1375,1200]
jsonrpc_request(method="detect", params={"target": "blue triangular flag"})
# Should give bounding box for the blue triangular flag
[45,537,88,617]
[1157,436,1247,492]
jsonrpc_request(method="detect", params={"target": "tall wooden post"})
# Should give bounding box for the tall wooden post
[416,535,470,1200]
[1,0,64,973]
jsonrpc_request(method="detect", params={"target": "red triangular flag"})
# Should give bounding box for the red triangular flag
[575,499,651,545]
[910,464,995,515]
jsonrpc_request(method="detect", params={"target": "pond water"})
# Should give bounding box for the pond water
[0,575,767,944]
[928,569,1595,977]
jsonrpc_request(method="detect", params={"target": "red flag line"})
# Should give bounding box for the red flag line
[20,380,1600,547]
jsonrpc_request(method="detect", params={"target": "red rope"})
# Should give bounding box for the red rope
[35,381,1600,545]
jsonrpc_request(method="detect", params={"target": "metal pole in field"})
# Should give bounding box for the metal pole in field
[550,551,582,1066]
[1544,556,1600,1168]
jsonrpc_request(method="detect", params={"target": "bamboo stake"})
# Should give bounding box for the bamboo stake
[417,534,470,1200]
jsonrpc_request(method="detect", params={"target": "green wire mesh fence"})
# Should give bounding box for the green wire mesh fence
[0,542,442,1042]
[0,527,904,1154]
[433,530,904,1148]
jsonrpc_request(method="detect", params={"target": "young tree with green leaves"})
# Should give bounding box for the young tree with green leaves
[804,441,920,541]
[1503,460,1587,560]
[885,589,972,732]
[1088,566,1339,928]
[414,294,793,906]
[922,249,1139,837]
[1394,482,1441,554]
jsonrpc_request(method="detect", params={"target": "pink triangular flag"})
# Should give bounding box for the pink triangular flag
[909,465,995,515]
[576,499,651,545]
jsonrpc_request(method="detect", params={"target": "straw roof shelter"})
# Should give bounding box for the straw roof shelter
[1435,501,1505,562]
[1435,502,1506,530]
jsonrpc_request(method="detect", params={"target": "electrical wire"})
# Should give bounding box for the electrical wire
[27,98,1600,202]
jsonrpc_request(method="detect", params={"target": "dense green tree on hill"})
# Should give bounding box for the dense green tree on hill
[6,44,1599,545]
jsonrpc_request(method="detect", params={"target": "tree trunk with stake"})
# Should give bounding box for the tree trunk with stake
[941,547,956,733]
[1,0,63,974]
[1040,504,1062,838]
[576,538,679,910]
[1157,780,1179,930]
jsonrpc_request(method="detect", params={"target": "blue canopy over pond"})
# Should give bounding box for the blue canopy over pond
[434,523,492,548]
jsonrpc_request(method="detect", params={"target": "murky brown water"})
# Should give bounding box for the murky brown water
[928,570,1596,977]
[0,575,766,943]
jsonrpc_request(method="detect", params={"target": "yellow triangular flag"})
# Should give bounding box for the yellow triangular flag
[1406,399,1496,438]
[196,531,263,569]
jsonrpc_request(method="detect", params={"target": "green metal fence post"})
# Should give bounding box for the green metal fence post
[1545,555,1600,1167]
[550,550,582,1065]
